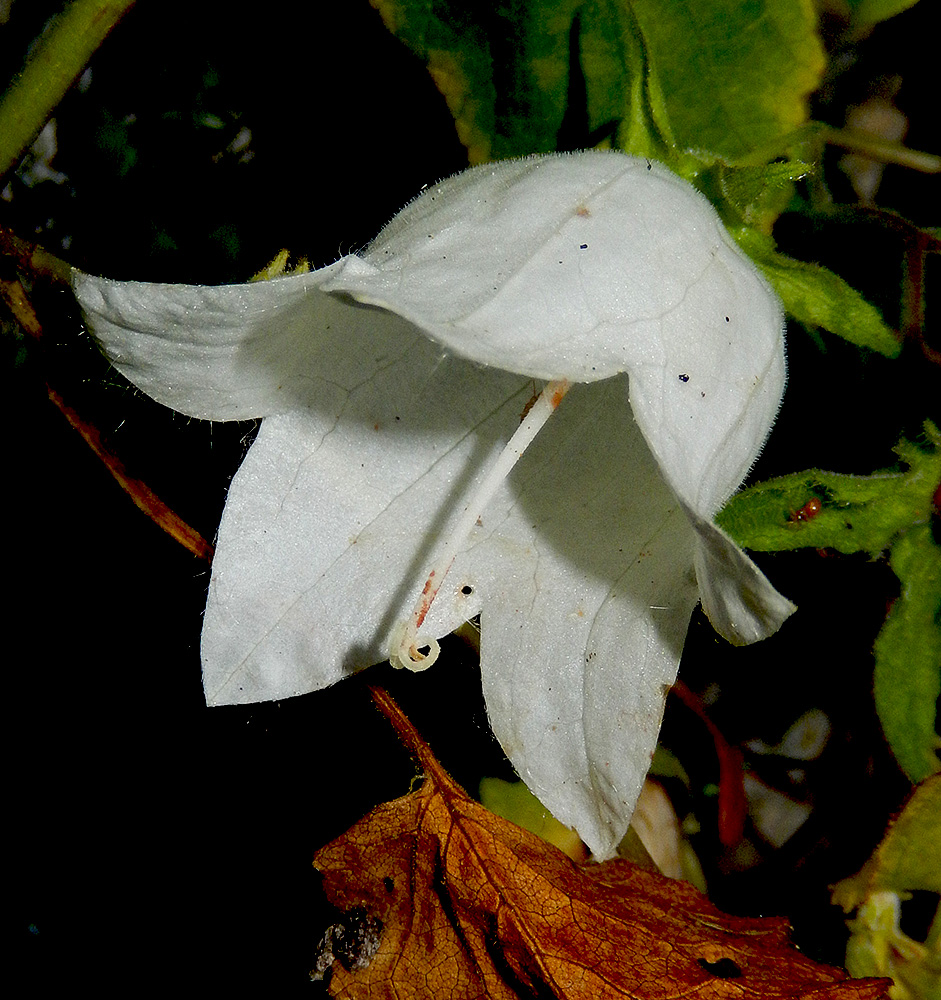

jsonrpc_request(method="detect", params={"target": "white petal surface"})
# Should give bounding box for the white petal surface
[72,265,424,421]
[473,379,700,857]
[201,340,526,702]
[689,511,796,645]
[205,363,698,858]
[324,152,786,518]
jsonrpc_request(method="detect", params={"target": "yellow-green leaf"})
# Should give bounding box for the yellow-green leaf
[629,0,825,164]
[833,778,941,998]
[479,777,586,860]
[846,0,924,32]
[733,226,902,357]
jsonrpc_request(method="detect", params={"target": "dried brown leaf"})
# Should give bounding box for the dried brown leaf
[312,687,890,998]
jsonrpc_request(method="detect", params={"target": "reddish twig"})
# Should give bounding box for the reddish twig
[2,271,213,562]
[670,679,747,847]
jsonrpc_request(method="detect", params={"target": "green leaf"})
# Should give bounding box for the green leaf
[370,0,496,164]
[720,425,940,787]
[600,1,662,161]
[846,0,924,31]
[371,0,629,163]
[716,159,814,231]
[371,0,824,166]
[732,225,902,357]
[628,0,825,165]
[851,776,941,897]
[716,423,941,555]
[480,776,661,870]
[369,0,673,163]
[873,526,941,784]
[479,777,586,858]
[833,778,941,996]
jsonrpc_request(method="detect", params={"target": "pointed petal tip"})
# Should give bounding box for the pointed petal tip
[691,512,797,646]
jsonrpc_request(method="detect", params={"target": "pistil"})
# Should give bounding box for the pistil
[391,378,571,670]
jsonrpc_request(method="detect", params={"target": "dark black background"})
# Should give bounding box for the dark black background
[5,0,936,987]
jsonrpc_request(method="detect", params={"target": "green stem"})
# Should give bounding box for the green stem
[824,125,941,174]
[0,0,136,183]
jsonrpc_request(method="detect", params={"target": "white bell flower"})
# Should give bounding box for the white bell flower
[73,151,794,859]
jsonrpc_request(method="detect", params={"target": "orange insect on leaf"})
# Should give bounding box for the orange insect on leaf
[790,496,823,523]
[311,686,890,998]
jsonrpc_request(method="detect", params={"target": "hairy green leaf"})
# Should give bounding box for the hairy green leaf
[721,425,940,786]
[717,160,814,231]
[732,226,902,356]
[874,526,941,783]
[717,423,940,555]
